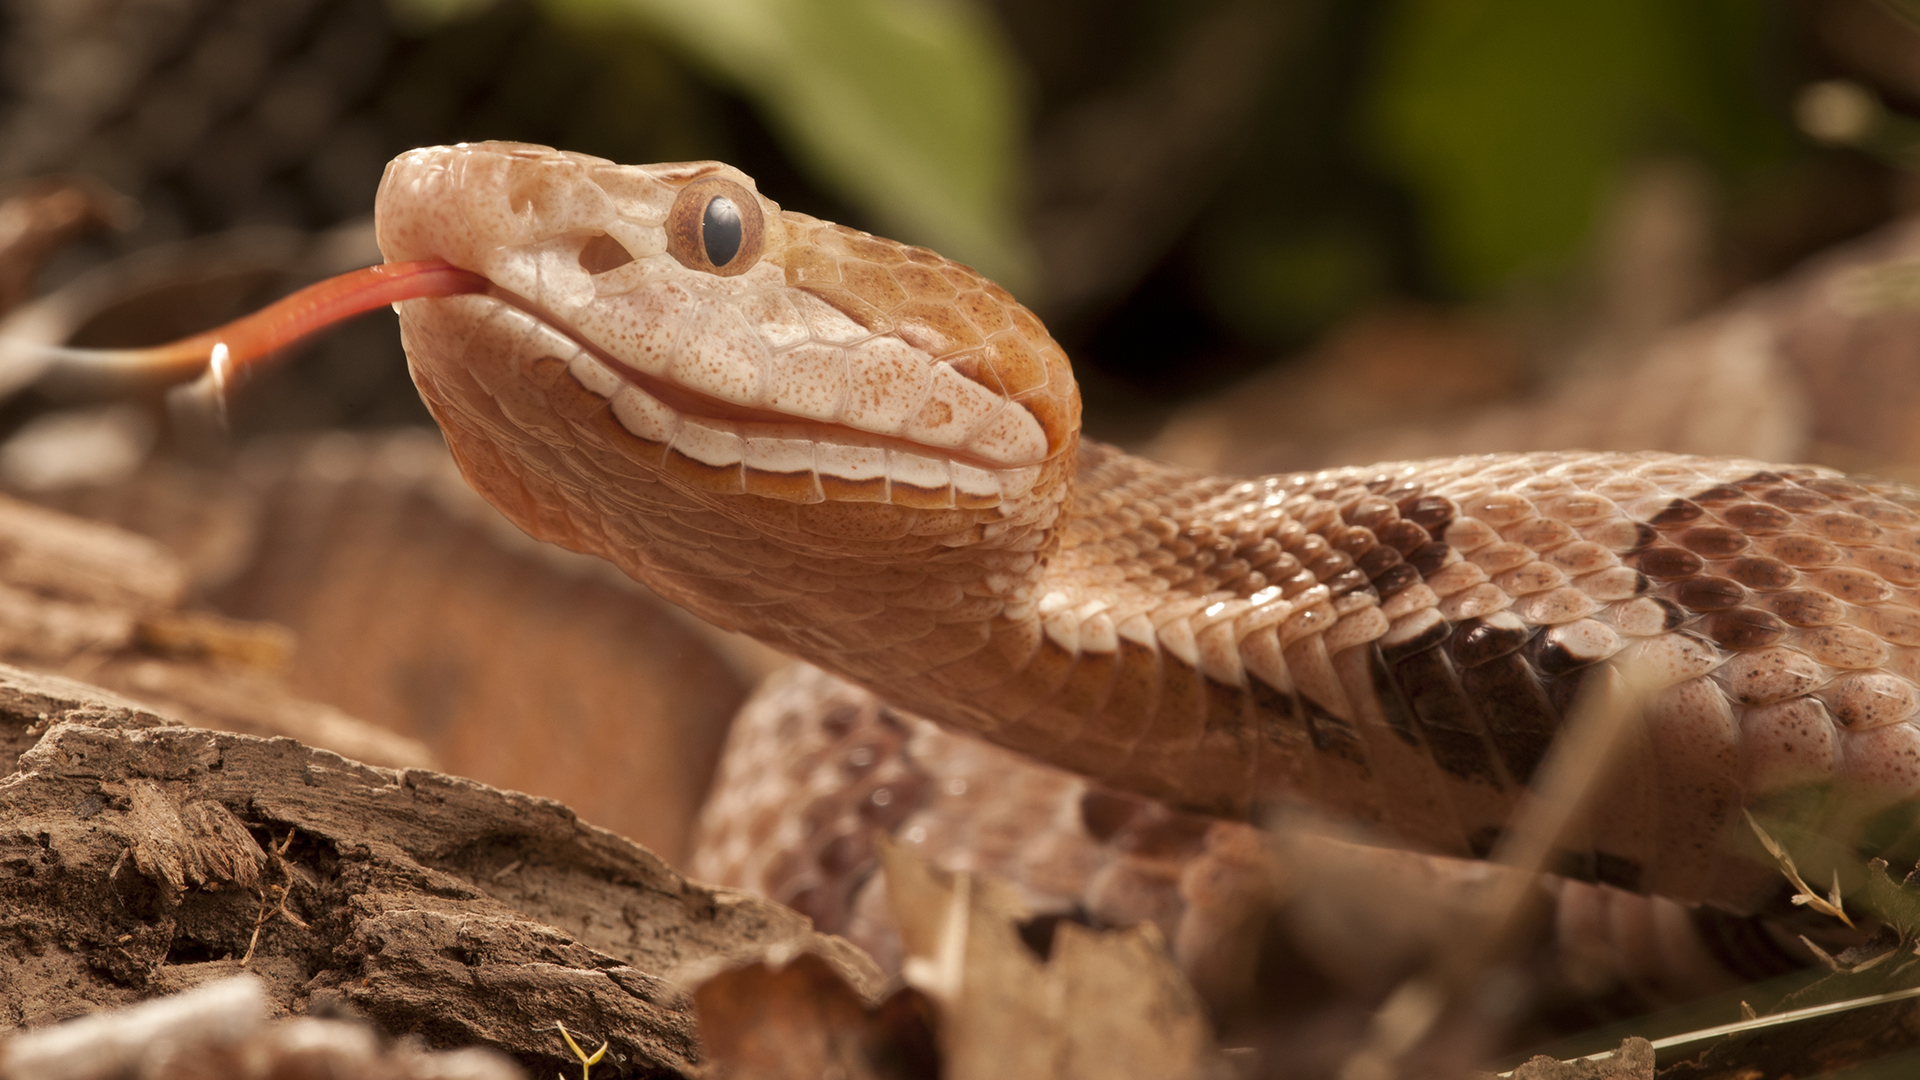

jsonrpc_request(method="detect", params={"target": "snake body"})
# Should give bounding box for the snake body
[374,142,1920,917]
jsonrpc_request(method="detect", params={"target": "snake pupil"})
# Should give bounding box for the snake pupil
[702,196,743,267]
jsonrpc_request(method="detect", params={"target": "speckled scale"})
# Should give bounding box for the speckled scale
[1041,452,1920,909]
[691,676,934,936]
[692,665,1239,976]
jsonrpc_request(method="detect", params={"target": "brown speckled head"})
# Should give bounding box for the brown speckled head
[375,141,1079,528]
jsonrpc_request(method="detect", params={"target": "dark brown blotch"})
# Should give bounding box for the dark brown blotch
[1671,575,1748,611]
[1649,499,1705,526]
[1408,541,1454,576]
[1381,610,1451,659]
[1593,854,1643,891]
[1376,519,1432,555]
[1402,495,1455,532]
[1725,557,1797,590]
[1250,676,1304,738]
[1529,631,1605,677]
[1721,502,1795,533]
[1468,827,1505,859]
[1690,485,1749,504]
[1458,652,1559,784]
[1372,562,1422,597]
[1306,699,1371,766]
[1448,616,1534,668]
[1677,526,1749,558]
[1357,546,1403,578]
[1380,647,1503,781]
[1633,545,1706,579]
[1702,607,1789,650]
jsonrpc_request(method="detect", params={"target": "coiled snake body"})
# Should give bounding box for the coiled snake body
[375,142,1920,927]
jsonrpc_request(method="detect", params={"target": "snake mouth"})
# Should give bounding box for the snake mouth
[461,287,1034,510]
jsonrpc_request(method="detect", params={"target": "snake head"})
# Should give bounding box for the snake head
[375,142,1079,531]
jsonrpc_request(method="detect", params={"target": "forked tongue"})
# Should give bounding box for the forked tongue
[40,258,488,424]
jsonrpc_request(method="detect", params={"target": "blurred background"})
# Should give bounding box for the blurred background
[2,0,1916,451]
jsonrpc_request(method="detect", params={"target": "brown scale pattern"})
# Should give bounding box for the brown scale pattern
[993,451,1920,910]
[693,663,1274,986]
[779,214,1081,458]
[695,665,1816,1020]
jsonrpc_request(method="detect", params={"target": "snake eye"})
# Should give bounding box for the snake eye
[702,197,742,266]
[666,176,763,277]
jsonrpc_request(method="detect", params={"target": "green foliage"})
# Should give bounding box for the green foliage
[1367,0,1793,295]
[1201,218,1386,342]
[535,0,1031,290]
[385,0,499,32]
[384,0,1029,287]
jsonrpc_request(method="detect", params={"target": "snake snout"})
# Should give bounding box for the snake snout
[375,141,672,269]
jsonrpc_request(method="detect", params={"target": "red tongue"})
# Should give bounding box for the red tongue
[120,259,489,374]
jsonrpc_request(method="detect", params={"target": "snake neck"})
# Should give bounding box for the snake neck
[425,343,1404,820]
[425,368,1262,790]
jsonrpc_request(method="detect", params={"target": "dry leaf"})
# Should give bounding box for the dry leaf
[693,952,938,1080]
[877,834,1225,1080]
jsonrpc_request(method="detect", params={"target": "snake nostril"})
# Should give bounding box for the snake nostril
[578,232,635,274]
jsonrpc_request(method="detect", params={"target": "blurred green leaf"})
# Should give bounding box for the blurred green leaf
[1368,0,1790,295]
[386,0,503,32]
[1202,221,1385,342]
[543,0,1033,290]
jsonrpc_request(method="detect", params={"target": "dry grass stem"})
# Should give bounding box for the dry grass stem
[1743,811,1854,927]
[553,1021,608,1080]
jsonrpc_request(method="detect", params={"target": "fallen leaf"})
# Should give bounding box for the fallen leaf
[694,952,938,1080]
[878,834,1225,1080]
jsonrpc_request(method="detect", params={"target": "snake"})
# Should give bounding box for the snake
[110,142,1920,970]
[360,141,1920,915]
